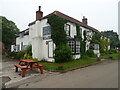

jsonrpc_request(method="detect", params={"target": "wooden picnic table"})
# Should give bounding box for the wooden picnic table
[14,59,44,77]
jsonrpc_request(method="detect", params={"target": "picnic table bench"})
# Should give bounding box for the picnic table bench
[14,59,44,77]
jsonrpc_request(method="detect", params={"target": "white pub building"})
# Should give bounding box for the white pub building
[11,6,102,62]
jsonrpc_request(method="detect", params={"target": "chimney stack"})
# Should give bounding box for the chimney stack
[82,16,88,25]
[36,6,43,20]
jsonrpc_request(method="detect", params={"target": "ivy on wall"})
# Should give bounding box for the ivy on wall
[47,15,72,63]
[47,15,67,47]
[76,24,86,54]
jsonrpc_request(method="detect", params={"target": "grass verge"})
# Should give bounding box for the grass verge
[38,56,99,70]
[100,52,120,60]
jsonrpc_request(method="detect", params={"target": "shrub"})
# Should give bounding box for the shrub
[86,49,95,57]
[23,45,32,59]
[7,51,17,58]
[108,48,117,54]
[54,45,72,63]
[23,53,32,59]
[16,50,26,59]
[25,45,32,56]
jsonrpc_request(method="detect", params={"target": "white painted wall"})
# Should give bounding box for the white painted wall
[66,22,76,38]
[93,50,100,57]
[16,35,30,45]
[86,41,90,51]
[29,19,55,61]
[73,54,80,59]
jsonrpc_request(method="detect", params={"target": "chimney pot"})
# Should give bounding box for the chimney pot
[83,16,85,19]
[36,6,43,20]
[82,16,88,25]
[39,6,41,11]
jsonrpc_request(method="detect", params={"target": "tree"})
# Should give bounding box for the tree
[1,16,19,50]
[101,30,120,48]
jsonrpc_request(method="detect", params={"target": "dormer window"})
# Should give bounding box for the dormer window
[65,24,70,36]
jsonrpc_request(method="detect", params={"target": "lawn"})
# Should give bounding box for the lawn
[100,52,120,60]
[38,56,99,70]
[32,52,119,71]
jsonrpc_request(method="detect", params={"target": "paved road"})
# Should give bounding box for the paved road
[18,60,118,88]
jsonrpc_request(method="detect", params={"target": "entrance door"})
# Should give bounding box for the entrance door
[48,41,53,58]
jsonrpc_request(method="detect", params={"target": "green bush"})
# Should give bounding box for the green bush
[31,58,38,61]
[16,50,26,59]
[23,53,32,59]
[18,45,32,59]
[86,49,95,57]
[54,45,72,63]
[108,48,117,54]
[7,45,32,60]
[7,51,17,58]
[25,45,32,56]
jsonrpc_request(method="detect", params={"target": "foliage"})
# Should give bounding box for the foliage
[75,27,86,55]
[86,49,95,57]
[23,45,32,59]
[23,53,32,59]
[101,30,120,48]
[108,48,117,54]
[99,37,110,53]
[7,45,32,59]
[16,50,26,59]
[54,44,72,63]
[82,30,87,53]
[39,56,99,70]
[47,15,72,63]
[101,52,120,60]
[47,15,67,47]
[76,24,81,40]
[91,32,101,44]
[7,51,17,58]
[91,32,110,54]
[1,16,19,49]
[76,24,81,52]
[25,45,32,56]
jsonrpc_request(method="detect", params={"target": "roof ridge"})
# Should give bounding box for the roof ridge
[29,10,100,33]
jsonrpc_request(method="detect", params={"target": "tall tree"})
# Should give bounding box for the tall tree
[0,16,19,50]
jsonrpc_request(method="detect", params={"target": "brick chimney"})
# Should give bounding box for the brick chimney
[82,16,88,25]
[36,6,43,20]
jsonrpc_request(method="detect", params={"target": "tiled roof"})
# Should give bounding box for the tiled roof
[16,28,29,37]
[29,11,100,33]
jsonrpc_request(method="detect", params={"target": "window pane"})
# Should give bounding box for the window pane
[65,24,70,36]
[68,41,75,54]
[43,26,51,40]
[75,41,80,54]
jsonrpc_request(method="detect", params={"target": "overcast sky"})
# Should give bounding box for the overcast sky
[0,0,119,33]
